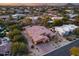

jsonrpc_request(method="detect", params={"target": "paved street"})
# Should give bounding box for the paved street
[45,39,79,56]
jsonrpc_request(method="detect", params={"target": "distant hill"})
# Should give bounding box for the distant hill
[0,3,79,6]
[0,3,67,6]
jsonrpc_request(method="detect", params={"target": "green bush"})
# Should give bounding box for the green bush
[74,28,79,37]
[8,29,21,39]
[11,42,28,56]
[53,20,63,26]
[12,34,26,43]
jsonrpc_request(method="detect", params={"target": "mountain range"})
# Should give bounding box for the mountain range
[0,3,79,6]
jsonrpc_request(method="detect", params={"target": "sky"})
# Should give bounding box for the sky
[0,3,67,6]
[0,0,79,6]
[0,3,79,6]
[0,0,79,3]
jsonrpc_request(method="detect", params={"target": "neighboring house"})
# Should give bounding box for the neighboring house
[1,8,7,11]
[0,37,10,56]
[48,20,53,24]
[55,24,78,36]
[26,26,55,45]
[51,16,63,21]
[9,8,15,10]
[12,14,26,19]
[66,13,78,19]
[0,26,4,31]
[29,16,39,24]
[65,9,74,14]
[15,9,24,14]
[65,9,78,21]
[24,9,30,13]
[0,15,9,20]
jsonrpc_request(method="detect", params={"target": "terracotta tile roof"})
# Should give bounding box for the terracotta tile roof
[26,26,54,44]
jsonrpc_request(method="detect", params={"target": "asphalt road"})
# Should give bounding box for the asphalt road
[44,39,79,56]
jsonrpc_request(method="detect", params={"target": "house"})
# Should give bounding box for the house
[51,15,63,21]
[66,13,78,19]
[12,14,26,19]
[65,9,74,14]
[0,37,10,55]
[1,8,7,11]
[0,26,4,31]
[48,20,53,24]
[28,16,39,24]
[26,26,55,44]
[15,9,24,14]
[65,10,78,21]
[0,15,9,20]
[24,9,30,13]
[55,24,78,36]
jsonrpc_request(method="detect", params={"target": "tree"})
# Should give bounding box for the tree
[7,29,21,39]
[5,20,16,26]
[74,28,79,37]
[76,15,79,22]
[11,42,28,55]
[47,22,53,28]
[18,42,28,55]
[75,15,79,25]
[12,29,21,35]
[9,15,13,20]
[70,47,79,56]
[8,24,22,30]
[20,17,32,26]
[74,9,79,14]
[7,31,14,39]
[37,16,52,27]
[0,19,4,25]
[53,19,63,26]
[11,42,19,55]
[62,16,69,22]
[40,8,46,12]
[12,35,26,42]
